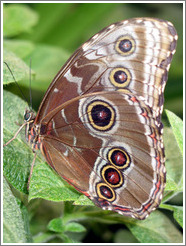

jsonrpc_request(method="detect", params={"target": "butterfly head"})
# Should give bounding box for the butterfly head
[24,109,35,123]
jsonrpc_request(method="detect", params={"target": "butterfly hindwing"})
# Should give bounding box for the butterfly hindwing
[39,90,164,219]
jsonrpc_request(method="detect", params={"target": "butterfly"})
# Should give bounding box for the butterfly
[4,17,177,220]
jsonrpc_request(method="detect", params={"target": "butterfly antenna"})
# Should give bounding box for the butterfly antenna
[29,58,33,110]
[4,62,29,105]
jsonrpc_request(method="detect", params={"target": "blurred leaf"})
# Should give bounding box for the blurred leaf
[165,110,183,155]
[126,210,182,243]
[4,39,35,59]
[62,209,183,243]
[55,3,118,50]
[114,229,138,243]
[27,3,72,43]
[22,44,70,91]
[3,49,32,84]
[3,4,39,37]
[28,162,80,202]
[29,3,118,51]
[64,222,86,233]
[47,218,64,233]
[160,204,183,228]
[163,127,183,193]
[33,232,56,243]
[3,177,32,243]
[173,206,183,227]
[59,233,76,243]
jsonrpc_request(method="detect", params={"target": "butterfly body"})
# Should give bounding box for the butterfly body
[23,17,177,219]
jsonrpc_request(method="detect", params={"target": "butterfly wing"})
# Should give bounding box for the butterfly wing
[35,17,177,124]
[34,18,177,219]
[39,91,165,219]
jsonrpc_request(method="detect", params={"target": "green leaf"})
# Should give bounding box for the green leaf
[165,175,180,191]
[126,210,183,243]
[3,90,27,134]
[3,49,32,84]
[3,177,32,243]
[173,206,183,227]
[163,127,183,193]
[73,195,94,206]
[160,204,183,228]
[47,218,64,233]
[61,209,183,243]
[165,110,183,155]
[3,90,36,193]
[28,162,80,202]
[64,222,86,233]
[4,4,39,37]
[4,39,35,59]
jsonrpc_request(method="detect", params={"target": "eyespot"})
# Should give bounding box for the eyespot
[86,100,116,131]
[116,35,135,55]
[108,148,131,170]
[96,182,115,202]
[109,67,131,88]
[101,165,123,188]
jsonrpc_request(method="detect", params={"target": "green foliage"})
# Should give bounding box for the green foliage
[45,218,86,243]
[165,110,183,155]
[126,211,182,243]
[3,2,183,244]
[3,4,38,37]
[3,177,32,243]
[3,49,32,84]
[114,229,139,243]
[28,162,80,202]
[163,127,183,194]
[160,204,183,228]
[3,90,33,193]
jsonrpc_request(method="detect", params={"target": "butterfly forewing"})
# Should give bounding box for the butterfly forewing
[35,18,177,125]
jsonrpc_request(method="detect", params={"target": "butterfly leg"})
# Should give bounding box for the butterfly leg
[27,152,37,190]
[3,122,27,147]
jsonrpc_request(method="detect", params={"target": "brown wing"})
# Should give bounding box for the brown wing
[35,18,177,219]
[39,91,165,219]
